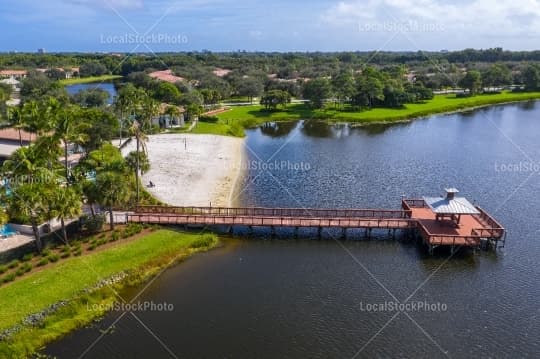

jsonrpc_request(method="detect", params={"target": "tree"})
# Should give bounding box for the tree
[52,186,82,243]
[53,104,88,183]
[482,64,512,88]
[6,106,25,146]
[71,88,110,107]
[186,103,203,121]
[5,183,50,252]
[95,171,131,230]
[459,70,483,95]
[79,62,108,77]
[155,82,181,104]
[46,68,66,81]
[302,78,332,108]
[353,75,384,108]
[236,77,264,103]
[125,150,150,176]
[260,90,291,110]
[331,70,355,107]
[522,64,540,91]
[78,108,119,152]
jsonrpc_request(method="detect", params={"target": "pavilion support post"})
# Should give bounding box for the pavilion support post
[270,226,275,238]
[317,226,322,239]
[294,226,298,239]
[248,225,253,236]
[342,228,347,240]
[392,229,396,240]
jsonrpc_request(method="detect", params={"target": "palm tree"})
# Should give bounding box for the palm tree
[121,121,148,204]
[53,186,82,243]
[5,182,50,252]
[53,105,88,183]
[7,106,25,146]
[95,171,131,230]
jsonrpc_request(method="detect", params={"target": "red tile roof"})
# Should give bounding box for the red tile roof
[148,70,184,83]
[0,128,34,142]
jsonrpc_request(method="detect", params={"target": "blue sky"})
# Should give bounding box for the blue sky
[1,0,540,52]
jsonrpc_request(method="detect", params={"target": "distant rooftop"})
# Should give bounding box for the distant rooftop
[148,69,184,83]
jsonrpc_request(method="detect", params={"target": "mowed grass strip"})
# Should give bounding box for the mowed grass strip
[217,91,540,124]
[58,75,122,85]
[0,229,216,332]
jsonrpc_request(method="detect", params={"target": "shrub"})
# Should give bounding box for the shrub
[96,238,107,246]
[21,253,34,262]
[2,273,16,283]
[191,234,216,248]
[7,260,20,269]
[0,265,7,274]
[199,115,219,123]
[15,264,31,276]
[41,249,51,257]
[88,243,97,251]
[60,246,70,253]
[60,252,71,259]
[48,254,60,263]
[110,232,120,242]
[36,258,49,267]
[73,249,82,256]
[80,214,106,233]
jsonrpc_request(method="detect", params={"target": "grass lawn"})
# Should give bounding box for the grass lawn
[59,75,122,85]
[170,120,245,137]
[0,229,218,356]
[217,91,540,124]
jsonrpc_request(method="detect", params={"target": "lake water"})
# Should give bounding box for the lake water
[45,102,540,358]
[65,82,117,104]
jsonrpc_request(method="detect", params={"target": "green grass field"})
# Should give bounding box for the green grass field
[0,229,218,357]
[59,75,122,85]
[217,91,540,124]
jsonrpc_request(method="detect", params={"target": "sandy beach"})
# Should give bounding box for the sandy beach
[122,134,245,207]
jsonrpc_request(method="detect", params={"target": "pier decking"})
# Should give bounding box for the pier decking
[128,192,506,253]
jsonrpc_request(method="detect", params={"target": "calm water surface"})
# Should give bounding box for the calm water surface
[46,102,540,358]
[65,82,117,104]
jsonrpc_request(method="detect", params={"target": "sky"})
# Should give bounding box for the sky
[1,0,540,52]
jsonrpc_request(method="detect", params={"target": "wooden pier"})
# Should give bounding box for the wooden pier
[127,190,506,254]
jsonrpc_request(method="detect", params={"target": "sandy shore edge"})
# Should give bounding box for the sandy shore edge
[122,134,246,207]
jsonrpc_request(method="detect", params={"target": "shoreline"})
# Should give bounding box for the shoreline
[216,92,540,126]
[344,97,540,127]
[0,230,219,358]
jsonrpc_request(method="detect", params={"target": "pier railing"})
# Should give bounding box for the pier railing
[416,221,480,247]
[473,206,505,237]
[135,205,413,219]
[401,199,427,211]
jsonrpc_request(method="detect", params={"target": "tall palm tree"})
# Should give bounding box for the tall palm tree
[53,186,82,243]
[7,106,25,146]
[53,105,88,183]
[120,120,148,204]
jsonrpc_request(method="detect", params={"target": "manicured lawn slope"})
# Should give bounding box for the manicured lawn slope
[0,229,215,332]
[217,91,540,124]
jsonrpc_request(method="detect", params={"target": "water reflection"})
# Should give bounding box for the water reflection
[259,121,298,137]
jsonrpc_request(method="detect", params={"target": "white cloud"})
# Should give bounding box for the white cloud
[322,0,540,36]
